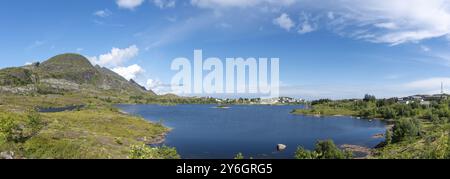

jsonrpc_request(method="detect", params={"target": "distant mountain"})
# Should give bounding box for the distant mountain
[0,53,155,95]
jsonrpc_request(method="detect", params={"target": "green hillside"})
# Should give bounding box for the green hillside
[0,53,155,96]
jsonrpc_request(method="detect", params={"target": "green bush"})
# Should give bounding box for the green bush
[385,129,393,145]
[315,140,352,159]
[295,140,352,159]
[26,109,43,135]
[294,147,317,159]
[234,153,244,159]
[129,144,180,159]
[392,118,421,143]
[0,114,20,144]
[156,146,181,159]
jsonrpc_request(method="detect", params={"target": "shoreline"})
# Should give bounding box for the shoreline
[291,110,391,122]
[117,107,171,145]
[340,144,373,159]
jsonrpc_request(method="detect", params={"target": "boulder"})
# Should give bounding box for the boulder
[0,151,14,159]
[277,144,287,151]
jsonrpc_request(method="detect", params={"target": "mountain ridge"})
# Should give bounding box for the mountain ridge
[0,53,155,96]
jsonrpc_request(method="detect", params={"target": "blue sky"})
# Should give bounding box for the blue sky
[1,0,450,99]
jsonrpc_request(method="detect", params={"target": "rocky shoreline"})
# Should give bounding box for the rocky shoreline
[118,108,170,145]
[340,144,373,159]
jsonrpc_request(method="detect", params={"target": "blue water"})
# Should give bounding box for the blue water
[117,104,386,159]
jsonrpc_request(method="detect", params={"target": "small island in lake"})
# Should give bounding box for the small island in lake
[215,104,231,109]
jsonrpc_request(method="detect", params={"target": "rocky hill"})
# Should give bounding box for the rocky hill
[0,53,155,96]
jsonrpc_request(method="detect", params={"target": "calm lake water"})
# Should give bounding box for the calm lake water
[117,104,386,159]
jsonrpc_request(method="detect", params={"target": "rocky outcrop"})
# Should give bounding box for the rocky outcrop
[277,144,287,151]
[0,151,15,159]
[40,79,81,91]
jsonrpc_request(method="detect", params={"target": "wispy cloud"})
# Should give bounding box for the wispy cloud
[189,0,450,45]
[421,45,431,52]
[27,40,46,50]
[153,0,176,9]
[402,77,450,94]
[273,13,295,31]
[297,12,317,34]
[191,0,295,9]
[316,0,450,45]
[94,9,112,17]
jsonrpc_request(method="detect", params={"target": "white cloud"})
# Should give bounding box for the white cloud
[186,0,450,45]
[403,77,450,94]
[116,0,145,10]
[327,12,335,20]
[191,0,295,9]
[89,45,139,67]
[321,0,450,45]
[112,64,145,80]
[421,45,431,52]
[24,62,33,66]
[298,22,316,34]
[153,0,176,9]
[374,22,398,30]
[273,13,295,31]
[298,13,317,34]
[94,9,112,17]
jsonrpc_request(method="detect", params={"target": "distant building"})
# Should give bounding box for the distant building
[260,98,278,105]
[398,99,412,104]
[420,101,431,107]
[398,93,448,105]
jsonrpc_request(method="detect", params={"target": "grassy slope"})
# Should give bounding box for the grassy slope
[292,100,450,159]
[372,122,450,159]
[292,107,358,116]
[0,67,34,86]
[0,94,169,159]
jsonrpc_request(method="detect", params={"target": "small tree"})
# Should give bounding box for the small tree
[385,129,393,145]
[129,144,180,159]
[234,153,244,159]
[294,147,317,159]
[0,115,19,144]
[27,109,43,135]
[363,94,376,102]
[392,118,421,143]
[315,140,352,159]
[295,140,352,159]
[157,146,181,159]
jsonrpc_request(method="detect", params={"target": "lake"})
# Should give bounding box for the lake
[117,104,386,159]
